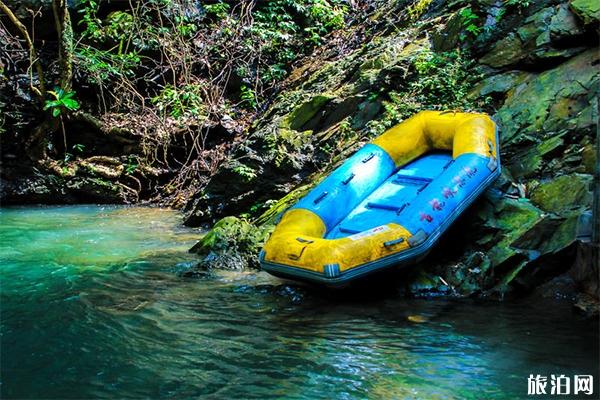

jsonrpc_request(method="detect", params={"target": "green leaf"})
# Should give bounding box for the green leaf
[52,108,61,117]
[62,99,80,110]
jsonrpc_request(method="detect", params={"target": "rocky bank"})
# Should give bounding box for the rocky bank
[186,0,599,312]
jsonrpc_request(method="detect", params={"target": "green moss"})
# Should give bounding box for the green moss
[281,94,334,130]
[483,198,544,267]
[582,144,597,174]
[190,216,273,269]
[496,50,598,144]
[570,0,600,25]
[530,174,593,213]
[509,135,565,178]
[254,184,313,226]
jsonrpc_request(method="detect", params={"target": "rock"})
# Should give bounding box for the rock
[479,34,525,68]
[529,173,593,213]
[510,212,580,254]
[581,144,597,174]
[79,156,124,179]
[570,0,600,25]
[479,4,586,68]
[281,94,334,131]
[533,274,577,299]
[508,134,565,178]
[431,11,465,52]
[470,71,532,98]
[549,4,585,39]
[482,198,545,268]
[189,216,272,270]
[495,49,599,144]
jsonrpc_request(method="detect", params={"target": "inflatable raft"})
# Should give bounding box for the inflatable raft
[259,111,500,286]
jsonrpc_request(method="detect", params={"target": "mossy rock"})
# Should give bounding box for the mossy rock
[581,144,597,174]
[481,198,545,268]
[570,0,600,25]
[479,34,525,68]
[281,94,334,131]
[508,135,565,178]
[254,183,313,226]
[190,216,272,270]
[480,5,584,68]
[469,71,532,98]
[495,49,599,144]
[530,174,593,213]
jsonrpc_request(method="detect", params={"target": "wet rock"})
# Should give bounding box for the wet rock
[533,274,577,300]
[529,173,593,213]
[189,216,272,270]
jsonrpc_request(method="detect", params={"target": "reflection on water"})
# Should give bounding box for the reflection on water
[1,206,598,399]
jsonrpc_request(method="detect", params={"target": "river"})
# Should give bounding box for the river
[1,205,597,399]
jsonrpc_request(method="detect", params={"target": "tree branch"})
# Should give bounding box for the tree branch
[52,0,73,89]
[0,1,45,98]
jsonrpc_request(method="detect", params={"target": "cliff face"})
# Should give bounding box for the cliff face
[187,0,598,307]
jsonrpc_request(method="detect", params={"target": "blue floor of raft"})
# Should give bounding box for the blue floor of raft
[326,152,453,239]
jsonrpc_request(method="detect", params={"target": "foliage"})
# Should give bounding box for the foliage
[72,143,85,153]
[407,0,434,21]
[44,88,80,117]
[240,85,257,109]
[125,156,138,175]
[204,1,230,19]
[75,46,141,83]
[368,49,483,135]
[151,84,207,119]
[504,0,531,9]
[232,163,257,182]
[459,7,481,40]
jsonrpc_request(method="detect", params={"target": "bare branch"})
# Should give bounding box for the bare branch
[0,0,45,98]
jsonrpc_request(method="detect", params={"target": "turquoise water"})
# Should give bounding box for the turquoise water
[1,205,598,399]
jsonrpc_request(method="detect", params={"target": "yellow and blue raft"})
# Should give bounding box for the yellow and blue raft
[259,110,500,286]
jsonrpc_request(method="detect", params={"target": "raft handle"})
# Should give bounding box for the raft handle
[342,173,355,185]
[383,238,405,247]
[396,203,409,215]
[416,182,430,193]
[296,237,314,244]
[314,191,328,204]
[362,153,375,163]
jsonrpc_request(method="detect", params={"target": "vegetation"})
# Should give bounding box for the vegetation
[367,49,484,136]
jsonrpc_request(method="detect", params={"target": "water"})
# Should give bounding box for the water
[1,206,598,399]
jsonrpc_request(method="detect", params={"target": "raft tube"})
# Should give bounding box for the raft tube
[259,111,500,286]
